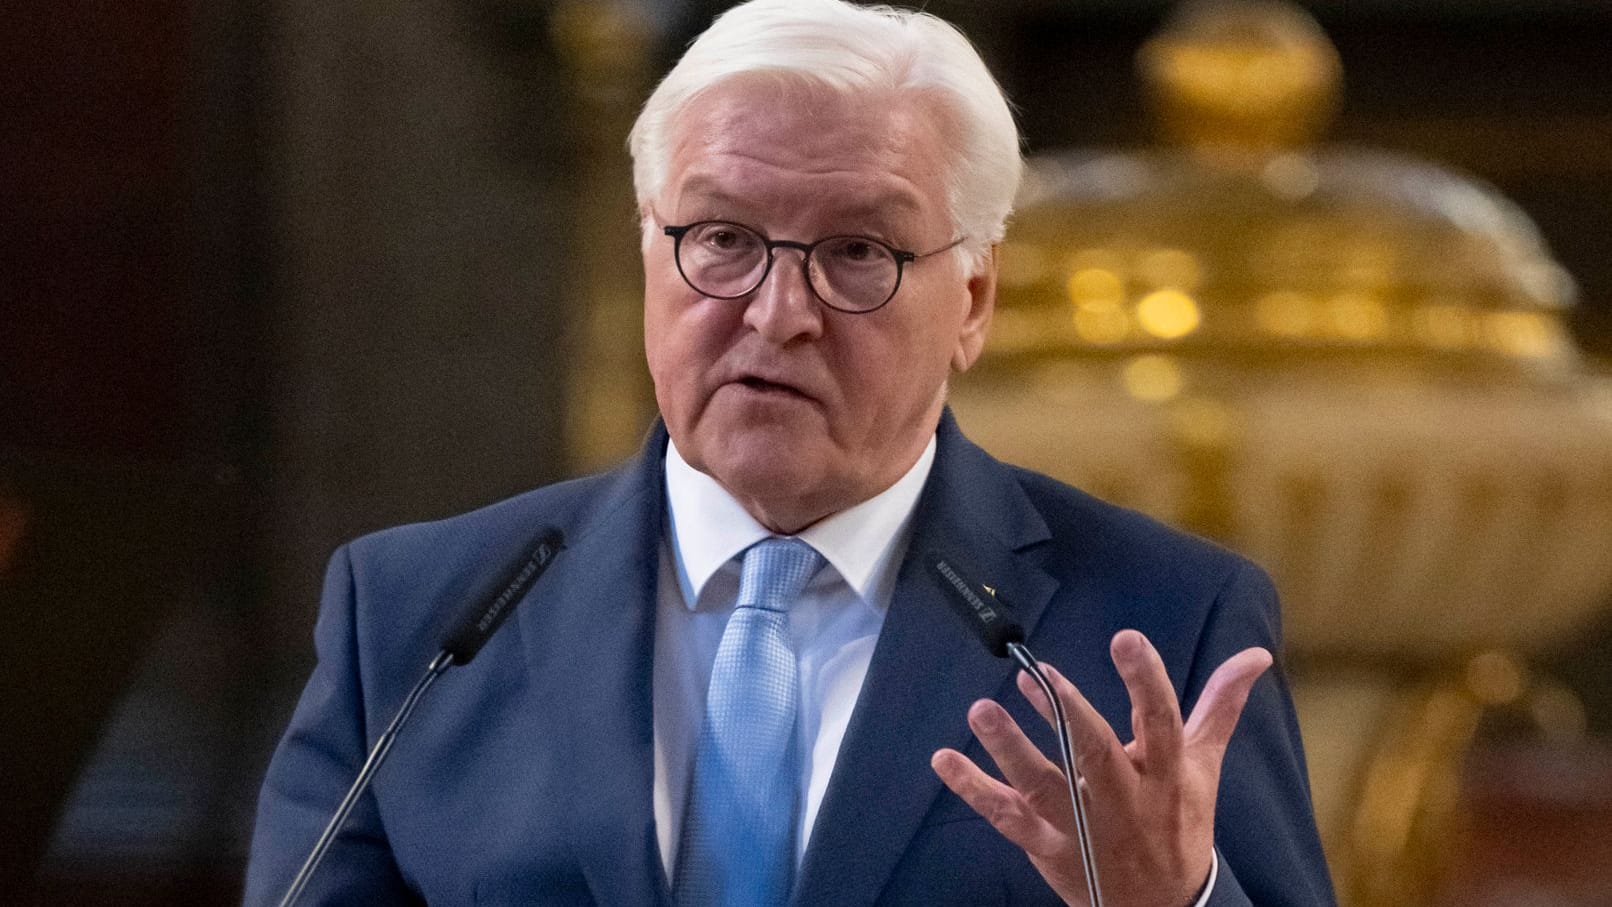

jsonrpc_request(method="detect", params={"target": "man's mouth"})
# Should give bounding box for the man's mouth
[734,376,810,399]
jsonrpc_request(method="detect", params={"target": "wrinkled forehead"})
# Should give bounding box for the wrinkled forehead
[659,77,954,231]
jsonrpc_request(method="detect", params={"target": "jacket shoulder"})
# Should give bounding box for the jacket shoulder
[1004,463,1266,598]
[345,461,647,574]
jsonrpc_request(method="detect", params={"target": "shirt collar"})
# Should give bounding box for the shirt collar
[664,435,937,612]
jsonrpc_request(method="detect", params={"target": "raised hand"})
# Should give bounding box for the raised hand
[930,629,1273,907]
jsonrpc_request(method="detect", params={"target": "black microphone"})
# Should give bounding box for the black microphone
[926,551,1105,907]
[440,527,566,665]
[927,551,1025,657]
[277,527,566,907]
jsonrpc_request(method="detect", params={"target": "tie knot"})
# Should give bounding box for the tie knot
[735,537,823,614]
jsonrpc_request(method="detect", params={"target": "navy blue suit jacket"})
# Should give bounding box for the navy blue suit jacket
[245,414,1336,905]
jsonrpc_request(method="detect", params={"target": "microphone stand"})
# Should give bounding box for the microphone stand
[276,651,453,907]
[1007,641,1104,907]
[274,527,564,907]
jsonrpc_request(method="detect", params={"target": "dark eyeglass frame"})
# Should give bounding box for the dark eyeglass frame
[662,220,965,314]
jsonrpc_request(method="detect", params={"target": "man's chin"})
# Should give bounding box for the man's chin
[702,442,841,531]
[711,446,824,500]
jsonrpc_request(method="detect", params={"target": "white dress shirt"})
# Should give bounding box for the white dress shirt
[650,435,1219,906]
[653,436,935,873]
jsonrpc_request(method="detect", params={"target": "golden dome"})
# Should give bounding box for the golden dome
[957,0,1612,660]
[992,0,1578,368]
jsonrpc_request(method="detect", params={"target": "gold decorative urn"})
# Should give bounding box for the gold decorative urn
[948,1,1612,903]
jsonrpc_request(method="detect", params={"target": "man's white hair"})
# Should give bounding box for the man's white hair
[628,0,1023,267]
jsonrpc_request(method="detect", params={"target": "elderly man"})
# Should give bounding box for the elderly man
[245,1,1335,905]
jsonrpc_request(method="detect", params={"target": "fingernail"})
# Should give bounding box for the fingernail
[1114,630,1144,660]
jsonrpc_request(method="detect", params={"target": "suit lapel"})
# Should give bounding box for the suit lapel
[520,424,675,907]
[793,413,1060,907]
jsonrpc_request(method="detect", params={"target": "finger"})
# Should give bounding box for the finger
[965,699,1075,821]
[1183,647,1274,756]
[1111,630,1185,771]
[1016,667,1055,726]
[1028,663,1131,788]
[931,748,1062,856]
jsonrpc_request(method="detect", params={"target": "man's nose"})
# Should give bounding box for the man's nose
[743,248,824,342]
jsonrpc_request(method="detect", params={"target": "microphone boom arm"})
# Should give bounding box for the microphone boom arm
[274,527,564,907]
[1006,641,1104,907]
[276,651,452,907]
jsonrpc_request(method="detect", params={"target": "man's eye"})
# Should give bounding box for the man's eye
[840,240,873,261]
[693,224,758,255]
[825,237,888,266]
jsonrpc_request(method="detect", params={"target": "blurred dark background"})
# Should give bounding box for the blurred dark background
[2,1,1609,903]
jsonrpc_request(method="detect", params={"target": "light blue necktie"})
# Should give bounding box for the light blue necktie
[674,537,824,907]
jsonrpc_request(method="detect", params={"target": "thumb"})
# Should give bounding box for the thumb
[1182,647,1272,756]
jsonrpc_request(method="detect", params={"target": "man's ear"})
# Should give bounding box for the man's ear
[951,244,999,373]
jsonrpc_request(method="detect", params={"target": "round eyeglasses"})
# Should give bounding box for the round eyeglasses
[662,220,964,314]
